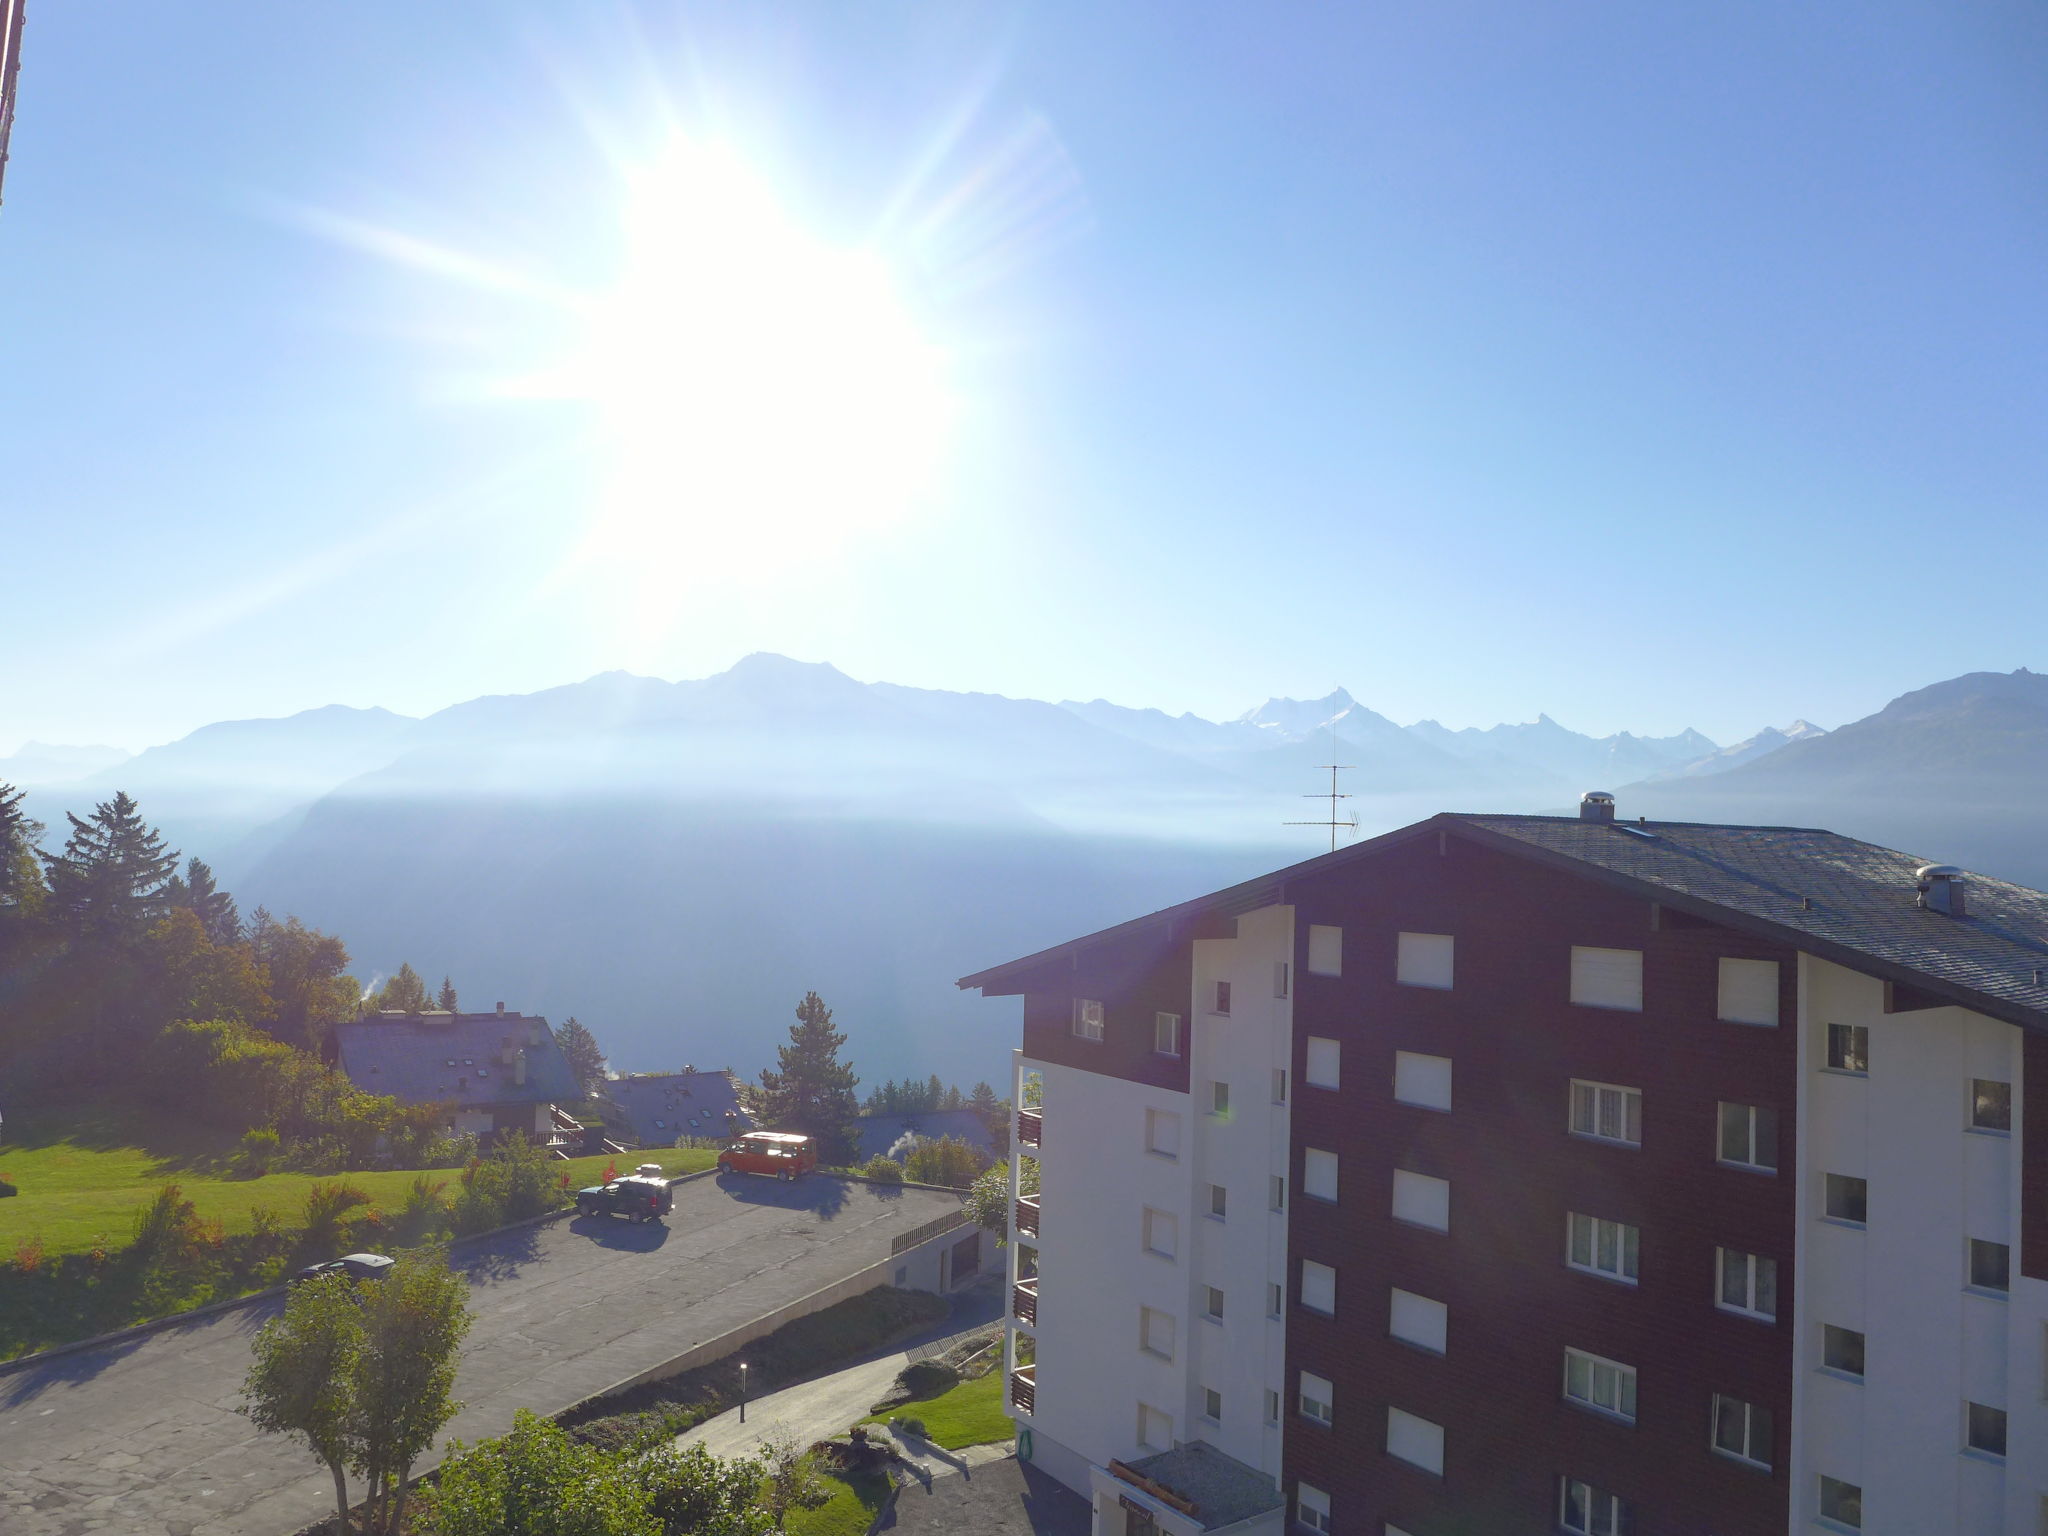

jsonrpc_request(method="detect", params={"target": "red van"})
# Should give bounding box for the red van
[717,1132,818,1181]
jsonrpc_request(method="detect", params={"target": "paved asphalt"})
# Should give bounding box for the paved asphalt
[0,1175,961,1536]
[881,1458,1091,1536]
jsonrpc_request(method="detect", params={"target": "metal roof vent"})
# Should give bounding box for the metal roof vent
[1915,864,1968,918]
[1580,791,1616,824]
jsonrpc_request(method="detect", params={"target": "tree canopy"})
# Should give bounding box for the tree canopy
[556,1016,607,1100]
[756,992,859,1165]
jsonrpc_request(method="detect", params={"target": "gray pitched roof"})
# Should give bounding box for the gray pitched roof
[606,1071,751,1145]
[853,1109,996,1164]
[959,811,2048,1034]
[333,1011,581,1106]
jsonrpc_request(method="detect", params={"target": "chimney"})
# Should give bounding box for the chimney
[1580,791,1616,824]
[1916,864,1968,918]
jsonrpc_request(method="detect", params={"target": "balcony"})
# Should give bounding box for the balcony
[1013,1278,1038,1327]
[1014,1194,1040,1239]
[1010,1364,1036,1416]
[1017,1108,1042,1148]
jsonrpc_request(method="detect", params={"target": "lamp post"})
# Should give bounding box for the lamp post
[739,1361,748,1423]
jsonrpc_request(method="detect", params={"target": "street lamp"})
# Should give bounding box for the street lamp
[739,1361,748,1423]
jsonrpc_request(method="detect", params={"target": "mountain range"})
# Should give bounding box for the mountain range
[16,660,2045,1086]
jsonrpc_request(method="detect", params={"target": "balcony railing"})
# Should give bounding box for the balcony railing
[1014,1194,1040,1239]
[1013,1278,1038,1326]
[1010,1364,1036,1416]
[1016,1108,1042,1148]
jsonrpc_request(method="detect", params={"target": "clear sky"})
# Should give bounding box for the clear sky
[5,2,2045,754]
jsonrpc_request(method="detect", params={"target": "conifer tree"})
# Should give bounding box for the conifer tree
[436,976,458,1013]
[556,1016,606,1099]
[756,992,860,1164]
[0,780,45,915]
[165,857,242,946]
[40,791,179,945]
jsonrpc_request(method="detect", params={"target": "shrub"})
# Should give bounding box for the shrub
[965,1155,1034,1242]
[301,1181,371,1254]
[13,1235,45,1274]
[131,1183,202,1263]
[859,1154,904,1184]
[903,1135,990,1189]
[397,1175,454,1244]
[236,1126,282,1176]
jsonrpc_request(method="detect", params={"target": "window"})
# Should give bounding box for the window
[1153,1012,1181,1057]
[1819,1474,1862,1529]
[1268,1282,1283,1318]
[1269,1174,1286,1212]
[1392,1169,1450,1232]
[1145,1108,1180,1158]
[1389,1288,1447,1354]
[1272,1067,1288,1104]
[1139,1306,1176,1360]
[1298,1371,1333,1425]
[1969,1237,2010,1293]
[1141,1207,1178,1260]
[1559,1478,1631,1536]
[1264,1388,1280,1425]
[1824,1173,1867,1225]
[1570,946,1643,1010]
[1210,1080,1230,1117]
[1570,1080,1642,1146]
[1138,1403,1172,1452]
[1822,1324,1865,1377]
[1208,1182,1228,1219]
[1214,980,1232,1016]
[1393,1051,1453,1111]
[1966,1401,2007,1457]
[1300,1259,1337,1315]
[1717,1248,1778,1320]
[1307,924,1343,977]
[1296,1482,1331,1534]
[1717,958,1780,1025]
[1073,998,1104,1041]
[1303,1147,1339,1202]
[1567,1212,1640,1283]
[1396,932,1454,989]
[1712,1394,1773,1468]
[1274,961,1290,998]
[1203,1386,1223,1422]
[1826,1023,1868,1073]
[1717,1102,1779,1171]
[1563,1348,1637,1422]
[1971,1079,2012,1132]
[1385,1407,1444,1475]
[1204,1286,1224,1321]
[1305,1036,1341,1089]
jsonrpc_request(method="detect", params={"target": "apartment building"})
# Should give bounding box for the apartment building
[959,797,2048,1536]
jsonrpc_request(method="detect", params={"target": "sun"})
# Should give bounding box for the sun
[553,140,954,571]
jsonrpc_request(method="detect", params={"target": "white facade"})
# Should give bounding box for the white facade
[1791,954,2046,1535]
[1008,904,1294,1530]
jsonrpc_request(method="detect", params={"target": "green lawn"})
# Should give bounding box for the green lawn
[0,1136,715,1259]
[865,1368,1013,1451]
[784,1467,893,1536]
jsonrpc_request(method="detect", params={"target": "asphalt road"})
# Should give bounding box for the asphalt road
[0,1174,962,1536]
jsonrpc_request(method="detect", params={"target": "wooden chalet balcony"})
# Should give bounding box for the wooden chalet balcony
[1012,1278,1038,1327]
[1014,1194,1040,1239]
[1016,1108,1042,1148]
[1009,1364,1036,1416]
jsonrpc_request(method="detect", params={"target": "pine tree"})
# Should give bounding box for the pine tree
[556,1017,606,1099]
[436,976,458,1013]
[0,780,45,914]
[925,1073,945,1113]
[39,791,179,945]
[166,857,241,946]
[374,963,429,1014]
[756,992,860,1164]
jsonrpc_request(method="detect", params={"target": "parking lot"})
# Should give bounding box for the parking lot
[0,1174,962,1536]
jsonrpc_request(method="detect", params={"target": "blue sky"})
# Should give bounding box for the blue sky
[4,2,2045,754]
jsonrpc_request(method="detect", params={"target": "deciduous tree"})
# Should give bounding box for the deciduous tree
[756,992,860,1165]
[242,1271,365,1533]
[355,1251,473,1535]
[249,909,358,1050]
[374,962,429,1014]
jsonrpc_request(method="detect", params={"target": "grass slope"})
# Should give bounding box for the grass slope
[866,1368,1012,1451]
[785,1467,893,1536]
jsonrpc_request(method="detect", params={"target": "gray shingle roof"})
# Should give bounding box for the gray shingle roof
[333,1012,580,1106]
[1119,1443,1281,1530]
[959,811,2048,1033]
[606,1071,751,1145]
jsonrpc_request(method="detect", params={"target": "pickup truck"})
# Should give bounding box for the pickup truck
[574,1164,675,1223]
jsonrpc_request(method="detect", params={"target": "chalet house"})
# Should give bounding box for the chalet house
[854,1108,999,1165]
[606,1069,752,1147]
[962,797,2048,1536]
[333,1005,581,1145]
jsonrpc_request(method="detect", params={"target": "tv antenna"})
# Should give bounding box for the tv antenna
[1287,760,1358,852]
